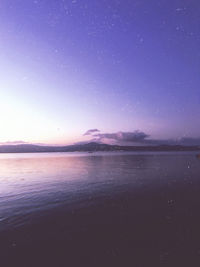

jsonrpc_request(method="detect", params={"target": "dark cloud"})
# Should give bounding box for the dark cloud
[84,129,200,146]
[94,131,149,143]
[83,129,100,136]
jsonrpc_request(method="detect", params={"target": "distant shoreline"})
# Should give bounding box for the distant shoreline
[0,142,199,154]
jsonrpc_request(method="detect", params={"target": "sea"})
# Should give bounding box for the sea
[0,151,200,267]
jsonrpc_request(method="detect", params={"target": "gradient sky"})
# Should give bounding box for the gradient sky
[0,0,199,145]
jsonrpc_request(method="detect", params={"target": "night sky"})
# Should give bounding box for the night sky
[0,0,200,145]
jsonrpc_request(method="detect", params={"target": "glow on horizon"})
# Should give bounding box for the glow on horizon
[0,46,155,145]
[0,0,199,144]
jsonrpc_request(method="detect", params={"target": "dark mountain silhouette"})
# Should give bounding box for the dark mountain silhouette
[0,142,199,153]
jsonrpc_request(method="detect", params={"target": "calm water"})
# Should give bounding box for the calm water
[1,151,200,266]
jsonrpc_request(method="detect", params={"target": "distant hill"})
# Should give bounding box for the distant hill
[0,142,199,153]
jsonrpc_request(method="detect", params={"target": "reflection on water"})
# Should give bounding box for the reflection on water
[0,151,199,229]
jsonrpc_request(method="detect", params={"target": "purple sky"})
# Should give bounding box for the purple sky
[0,0,199,145]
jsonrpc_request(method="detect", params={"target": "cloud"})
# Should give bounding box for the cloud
[0,140,28,145]
[142,137,200,146]
[177,137,200,146]
[83,129,200,146]
[94,130,149,143]
[83,129,100,136]
[74,139,103,145]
